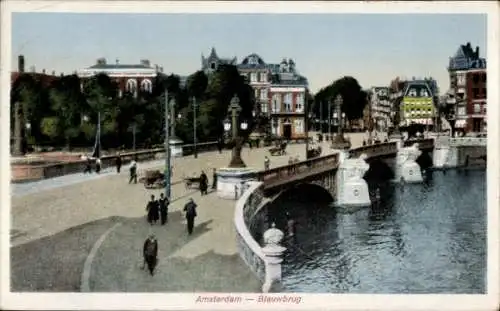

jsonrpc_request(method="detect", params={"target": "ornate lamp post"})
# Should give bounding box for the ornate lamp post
[225,94,248,168]
[331,94,350,149]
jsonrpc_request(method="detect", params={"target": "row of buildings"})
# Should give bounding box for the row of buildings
[365,42,486,134]
[12,48,310,140]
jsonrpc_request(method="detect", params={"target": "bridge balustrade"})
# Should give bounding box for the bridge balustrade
[256,153,339,185]
[349,142,398,159]
[404,138,434,149]
[449,137,487,147]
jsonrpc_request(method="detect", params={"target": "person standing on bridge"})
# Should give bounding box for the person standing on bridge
[212,168,217,190]
[146,195,159,225]
[199,170,208,195]
[159,193,169,225]
[129,158,138,184]
[115,154,122,174]
[142,234,158,276]
[264,156,270,170]
[183,198,198,235]
[95,157,102,174]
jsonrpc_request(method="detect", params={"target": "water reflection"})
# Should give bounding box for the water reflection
[279,170,486,293]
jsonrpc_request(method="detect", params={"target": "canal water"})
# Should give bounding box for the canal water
[264,169,486,293]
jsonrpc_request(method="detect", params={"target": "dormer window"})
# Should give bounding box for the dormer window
[210,62,216,70]
[249,56,258,65]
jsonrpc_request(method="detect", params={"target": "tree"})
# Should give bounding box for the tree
[48,74,85,148]
[314,76,368,121]
[40,117,59,140]
[187,70,208,101]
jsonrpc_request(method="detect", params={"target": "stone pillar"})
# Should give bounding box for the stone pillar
[169,137,184,158]
[261,223,286,293]
[335,154,371,207]
[216,168,257,200]
[395,143,423,183]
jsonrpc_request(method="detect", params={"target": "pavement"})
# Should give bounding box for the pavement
[9,133,368,292]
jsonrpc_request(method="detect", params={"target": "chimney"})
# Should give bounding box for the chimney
[97,58,106,65]
[60,73,64,77]
[116,58,119,65]
[42,69,46,74]
[475,46,479,57]
[18,55,25,73]
[52,70,55,76]
[160,67,164,73]
[155,64,159,71]
[140,59,150,67]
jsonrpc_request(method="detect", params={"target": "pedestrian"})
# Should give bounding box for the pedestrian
[287,156,293,174]
[212,168,217,190]
[217,138,223,154]
[83,156,92,174]
[116,154,122,173]
[146,195,159,225]
[183,198,198,235]
[142,234,158,276]
[256,138,260,148]
[129,158,137,184]
[264,156,270,171]
[159,193,169,225]
[199,170,208,195]
[95,157,102,174]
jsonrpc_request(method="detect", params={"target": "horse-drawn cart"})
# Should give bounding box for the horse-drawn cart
[139,170,165,189]
[184,176,201,189]
[269,142,287,156]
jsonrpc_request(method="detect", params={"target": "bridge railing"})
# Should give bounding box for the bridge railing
[404,138,434,149]
[349,142,398,159]
[14,141,219,182]
[256,153,340,185]
[449,137,487,147]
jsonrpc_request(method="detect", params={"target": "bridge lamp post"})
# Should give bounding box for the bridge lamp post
[225,95,248,168]
[331,94,350,149]
[164,88,172,201]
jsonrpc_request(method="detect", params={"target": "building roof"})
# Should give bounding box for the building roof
[87,64,153,70]
[449,42,486,71]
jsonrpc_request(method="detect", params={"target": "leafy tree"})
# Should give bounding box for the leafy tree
[187,70,208,100]
[40,117,59,140]
[314,76,368,121]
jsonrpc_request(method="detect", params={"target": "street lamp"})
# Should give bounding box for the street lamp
[331,94,350,149]
[226,94,247,168]
[192,97,198,158]
[164,88,172,201]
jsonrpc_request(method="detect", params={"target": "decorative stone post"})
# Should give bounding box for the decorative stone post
[335,153,371,207]
[395,143,423,183]
[261,223,286,293]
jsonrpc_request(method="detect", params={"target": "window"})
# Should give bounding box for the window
[473,88,479,99]
[261,102,268,114]
[141,79,152,93]
[474,103,481,114]
[126,79,137,93]
[248,56,258,65]
[408,88,417,97]
[260,89,268,101]
[481,74,486,83]
[457,73,466,86]
[294,119,304,134]
[458,106,466,116]
[259,72,267,82]
[295,93,304,112]
[483,88,487,97]
[284,93,292,112]
[272,94,281,112]
[254,89,259,99]
[250,72,257,82]
[420,89,429,97]
[210,62,216,70]
[472,74,480,84]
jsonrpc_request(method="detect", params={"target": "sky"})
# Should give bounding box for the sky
[11,13,487,93]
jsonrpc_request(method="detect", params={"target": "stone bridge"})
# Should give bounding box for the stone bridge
[255,138,435,207]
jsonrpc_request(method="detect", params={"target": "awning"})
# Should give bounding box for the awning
[454,119,467,128]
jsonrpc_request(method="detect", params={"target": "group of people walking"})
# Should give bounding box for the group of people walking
[146,193,169,225]
[141,197,198,276]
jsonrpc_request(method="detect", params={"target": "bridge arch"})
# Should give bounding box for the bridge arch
[364,159,395,182]
[274,182,333,204]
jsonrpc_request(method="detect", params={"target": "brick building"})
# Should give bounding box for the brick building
[11,55,59,87]
[446,42,487,133]
[77,58,164,97]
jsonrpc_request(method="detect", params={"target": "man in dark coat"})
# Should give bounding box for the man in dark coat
[159,193,169,225]
[84,157,92,174]
[217,138,223,154]
[142,234,158,276]
[146,195,159,225]
[116,154,122,173]
[199,171,208,195]
[183,198,197,235]
[212,168,217,190]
